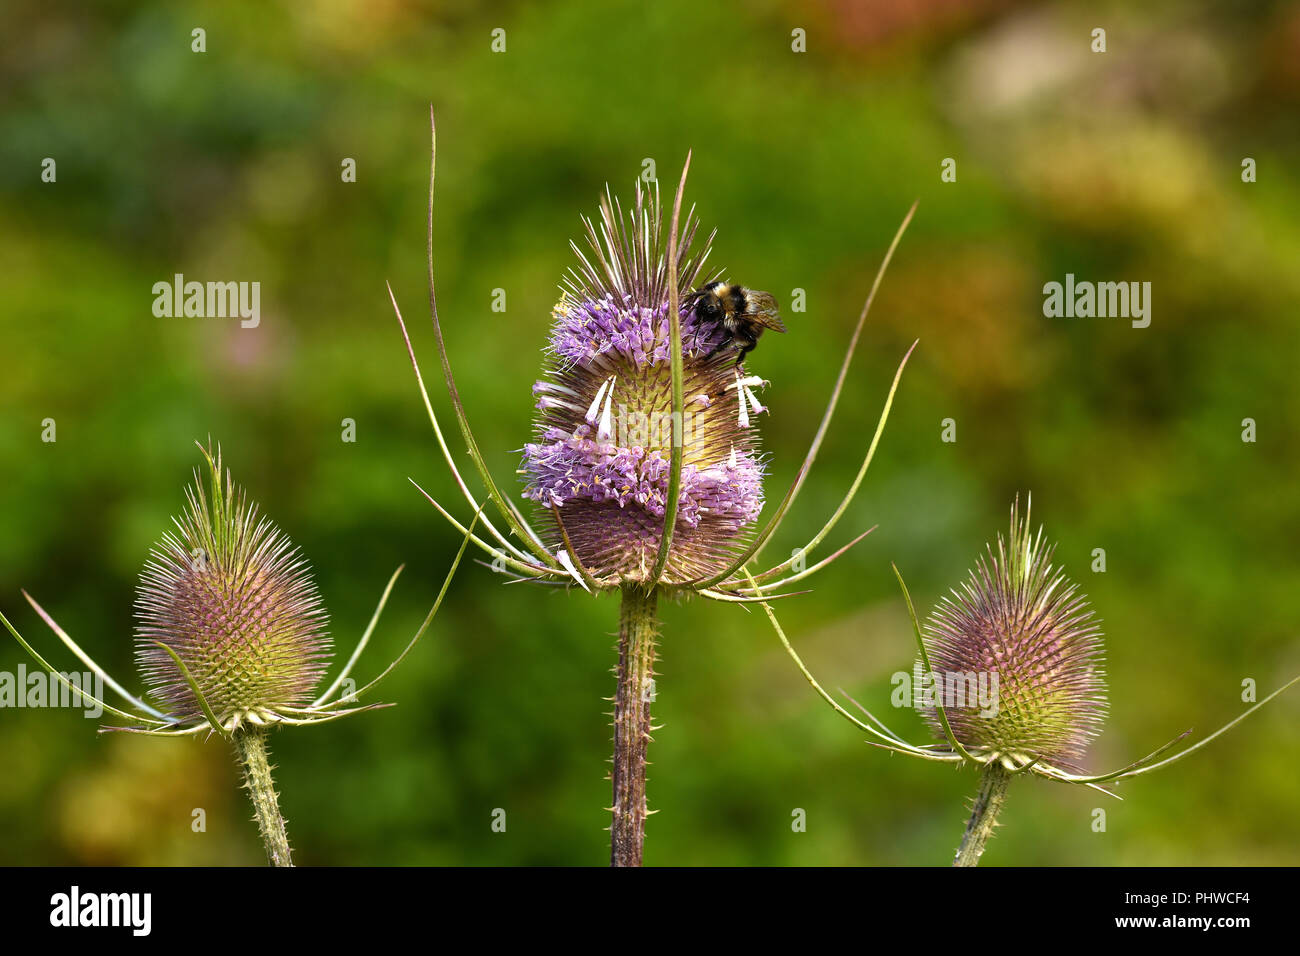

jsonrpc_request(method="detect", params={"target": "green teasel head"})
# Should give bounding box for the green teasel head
[1,434,476,866]
[134,444,332,729]
[765,494,1300,866]
[918,496,1107,772]
[768,490,1299,839]
[4,440,475,740]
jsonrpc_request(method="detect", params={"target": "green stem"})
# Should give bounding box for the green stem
[611,586,659,867]
[233,727,293,867]
[953,761,1011,867]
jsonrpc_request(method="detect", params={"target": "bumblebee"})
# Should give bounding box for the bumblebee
[686,281,786,363]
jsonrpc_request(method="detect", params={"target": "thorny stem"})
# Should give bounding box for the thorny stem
[953,761,1011,867]
[233,727,293,867]
[611,586,658,867]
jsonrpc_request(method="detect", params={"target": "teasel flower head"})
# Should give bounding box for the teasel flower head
[393,124,920,607]
[767,493,1300,865]
[2,440,475,865]
[919,495,1107,772]
[519,182,768,586]
[133,445,333,729]
[2,440,476,740]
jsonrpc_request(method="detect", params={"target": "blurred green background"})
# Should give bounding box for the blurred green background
[2,0,1298,866]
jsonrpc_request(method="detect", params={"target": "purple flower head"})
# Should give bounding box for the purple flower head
[920,497,1108,771]
[547,294,728,368]
[520,183,769,586]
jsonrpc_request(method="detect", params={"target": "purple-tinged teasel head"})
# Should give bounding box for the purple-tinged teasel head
[134,446,332,725]
[521,183,768,586]
[920,498,1107,771]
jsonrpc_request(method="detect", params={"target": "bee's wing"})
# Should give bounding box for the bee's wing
[746,291,787,333]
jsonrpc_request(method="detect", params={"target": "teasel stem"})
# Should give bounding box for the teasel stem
[233,727,293,867]
[953,761,1011,867]
[611,585,658,867]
